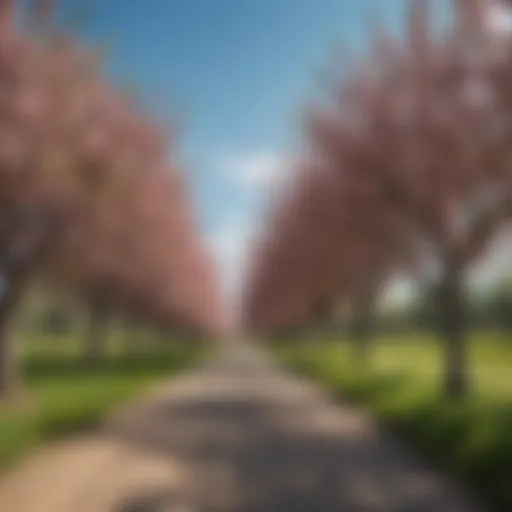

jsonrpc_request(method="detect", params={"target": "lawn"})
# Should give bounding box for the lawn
[0,331,209,470]
[274,331,512,512]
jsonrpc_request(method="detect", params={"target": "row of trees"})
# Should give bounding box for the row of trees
[0,1,227,399]
[272,279,512,341]
[387,279,512,333]
[243,0,512,398]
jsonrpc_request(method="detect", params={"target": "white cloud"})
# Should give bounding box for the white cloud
[218,149,293,190]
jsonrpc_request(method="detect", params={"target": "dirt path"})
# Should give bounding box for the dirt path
[0,343,486,511]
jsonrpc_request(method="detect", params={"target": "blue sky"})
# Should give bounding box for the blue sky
[50,0,410,301]
[49,0,508,307]
[55,0,411,219]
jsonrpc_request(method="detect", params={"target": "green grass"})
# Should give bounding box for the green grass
[273,331,512,512]
[0,332,209,470]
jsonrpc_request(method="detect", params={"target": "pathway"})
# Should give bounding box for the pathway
[0,342,486,511]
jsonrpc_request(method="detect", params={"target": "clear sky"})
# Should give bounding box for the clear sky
[50,0,507,308]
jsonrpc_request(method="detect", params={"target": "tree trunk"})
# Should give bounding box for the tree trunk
[125,329,139,358]
[351,308,373,365]
[155,327,171,353]
[123,319,138,357]
[0,278,22,400]
[0,307,18,400]
[438,267,469,399]
[83,304,109,365]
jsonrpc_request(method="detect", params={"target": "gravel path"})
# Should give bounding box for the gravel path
[0,343,486,511]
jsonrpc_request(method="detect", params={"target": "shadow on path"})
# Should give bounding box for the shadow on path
[107,345,485,512]
[115,489,178,512]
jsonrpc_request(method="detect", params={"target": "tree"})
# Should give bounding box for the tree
[307,0,512,398]
[245,0,512,399]
[0,1,226,399]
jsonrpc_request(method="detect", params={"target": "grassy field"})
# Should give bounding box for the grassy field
[274,331,512,512]
[0,331,209,470]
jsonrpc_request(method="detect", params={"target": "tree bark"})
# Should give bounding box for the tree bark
[438,266,469,399]
[125,328,139,358]
[156,327,171,351]
[83,304,109,365]
[123,318,139,357]
[0,309,18,399]
[351,308,373,365]
[0,278,22,400]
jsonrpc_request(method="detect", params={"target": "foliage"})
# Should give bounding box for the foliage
[243,0,512,398]
[0,0,226,335]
